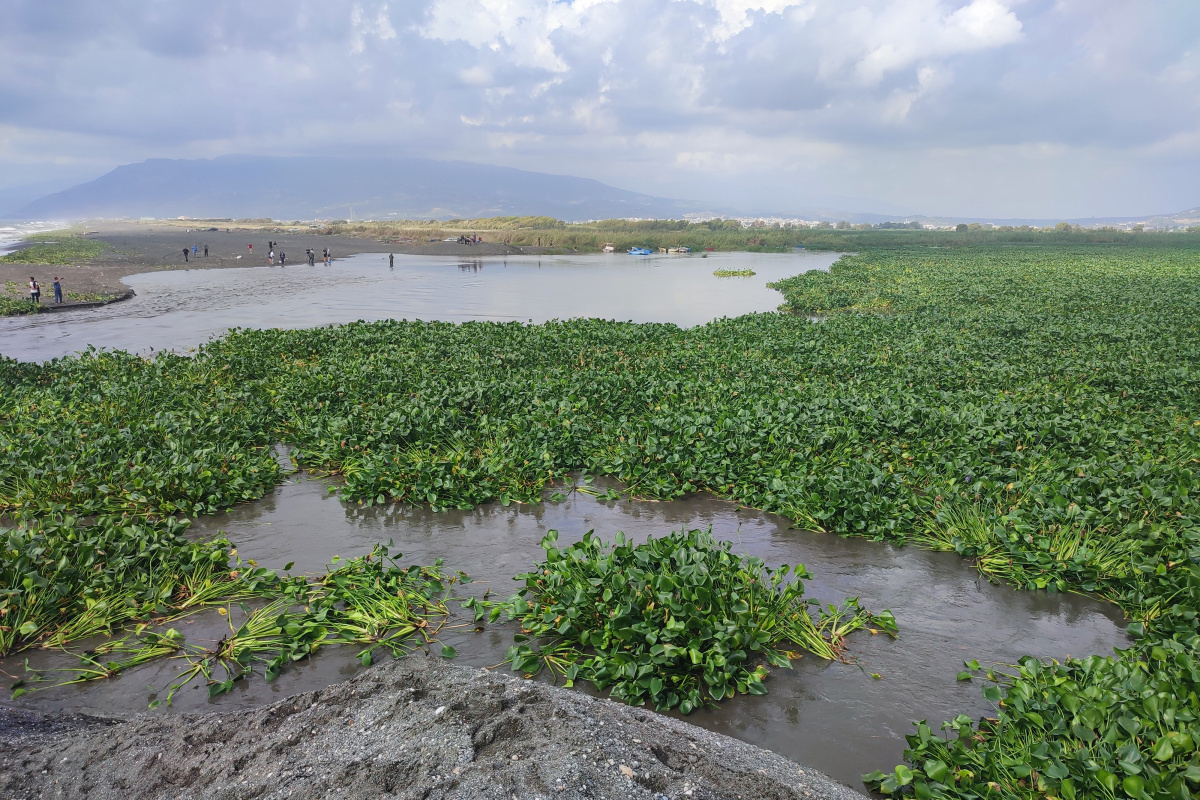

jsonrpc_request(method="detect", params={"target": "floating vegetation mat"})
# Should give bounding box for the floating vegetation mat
[3,243,1200,796]
[712,268,756,277]
[5,516,463,703]
[0,515,281,656]
[468,528,895,713]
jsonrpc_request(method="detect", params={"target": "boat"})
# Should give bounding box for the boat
[666,246,691,254]
[628,247,653,255]
[602,243,615,253]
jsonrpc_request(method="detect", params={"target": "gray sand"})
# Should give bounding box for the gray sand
[0,656,867,800]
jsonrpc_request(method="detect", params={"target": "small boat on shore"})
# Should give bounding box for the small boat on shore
[628,247,653,255]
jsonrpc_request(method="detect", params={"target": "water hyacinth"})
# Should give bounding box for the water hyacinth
[468,528,895,713]
[13,541,465,703]
[2,242,1200,791]
[0,514,284,657]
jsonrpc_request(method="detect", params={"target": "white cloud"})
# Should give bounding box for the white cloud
[349,3,397,55]
[943,0,1022,49]
[0,0,1195,217]
[421,0,606,72]
[709,0,810,41]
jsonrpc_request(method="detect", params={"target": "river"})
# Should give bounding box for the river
[0,250,838,361]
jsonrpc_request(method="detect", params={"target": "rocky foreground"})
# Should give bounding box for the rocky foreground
[0,655,866,800]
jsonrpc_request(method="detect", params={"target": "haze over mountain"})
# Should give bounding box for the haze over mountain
[7,156,700,223]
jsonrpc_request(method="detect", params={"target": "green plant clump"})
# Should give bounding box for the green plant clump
[468,528,893,713]
[0,349,282,517]
[9,527,462,702]
[712,268,756,277]
[0,296,39,316]
[0,514,283,656]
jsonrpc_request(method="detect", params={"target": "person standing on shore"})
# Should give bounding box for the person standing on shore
[182,247,189,263]
[203,243,209,258]
[53,276,63,304]
[192,244,198,258]
[28,277,40,304]
[269,249,275,265]
[280,252,286,266]
[248,243,253,254]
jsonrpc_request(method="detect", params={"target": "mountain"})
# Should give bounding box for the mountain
[7,155,698,222]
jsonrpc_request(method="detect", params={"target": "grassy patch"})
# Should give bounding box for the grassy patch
[0,231,109,265]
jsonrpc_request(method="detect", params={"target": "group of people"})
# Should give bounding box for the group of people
[457,235,482,245]
[27,276,64,305]
[303,247,334,266]
[252,240,334,266]
[181,243,209,262]
[179,240,339,267]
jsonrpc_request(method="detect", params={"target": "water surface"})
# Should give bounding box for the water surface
[2,474,1128,791]
[0,250,837,361]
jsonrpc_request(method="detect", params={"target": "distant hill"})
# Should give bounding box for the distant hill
[7,156,698,222]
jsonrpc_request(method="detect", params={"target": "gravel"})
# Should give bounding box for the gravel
[0,655,868,800]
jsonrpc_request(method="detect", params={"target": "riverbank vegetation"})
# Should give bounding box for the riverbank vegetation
[2,241,1199,795]
[318,216,1200,254]
[712,268,756,277]
[0,231,109,265]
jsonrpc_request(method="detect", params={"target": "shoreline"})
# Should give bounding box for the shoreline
[0,655,867,800]
[0,220,570,305]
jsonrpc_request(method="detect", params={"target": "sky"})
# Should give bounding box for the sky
[1,0,1197,218]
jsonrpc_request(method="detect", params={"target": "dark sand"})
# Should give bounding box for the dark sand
[0,655,866,800]
[0,220,541,304]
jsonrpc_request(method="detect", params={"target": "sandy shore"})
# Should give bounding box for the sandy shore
[0,656,866,800]
[0,220,543,304]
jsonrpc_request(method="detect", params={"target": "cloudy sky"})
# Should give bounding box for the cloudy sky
[2,0,1197,218]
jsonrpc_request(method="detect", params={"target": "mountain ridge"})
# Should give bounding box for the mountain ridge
[7,155,1196,229]
[7,155,700,223]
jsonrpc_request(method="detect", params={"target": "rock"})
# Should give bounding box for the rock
[0,654,868,800]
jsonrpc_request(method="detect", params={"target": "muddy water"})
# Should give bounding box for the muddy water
[2,473,1129,791]
[0,250,838,361]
